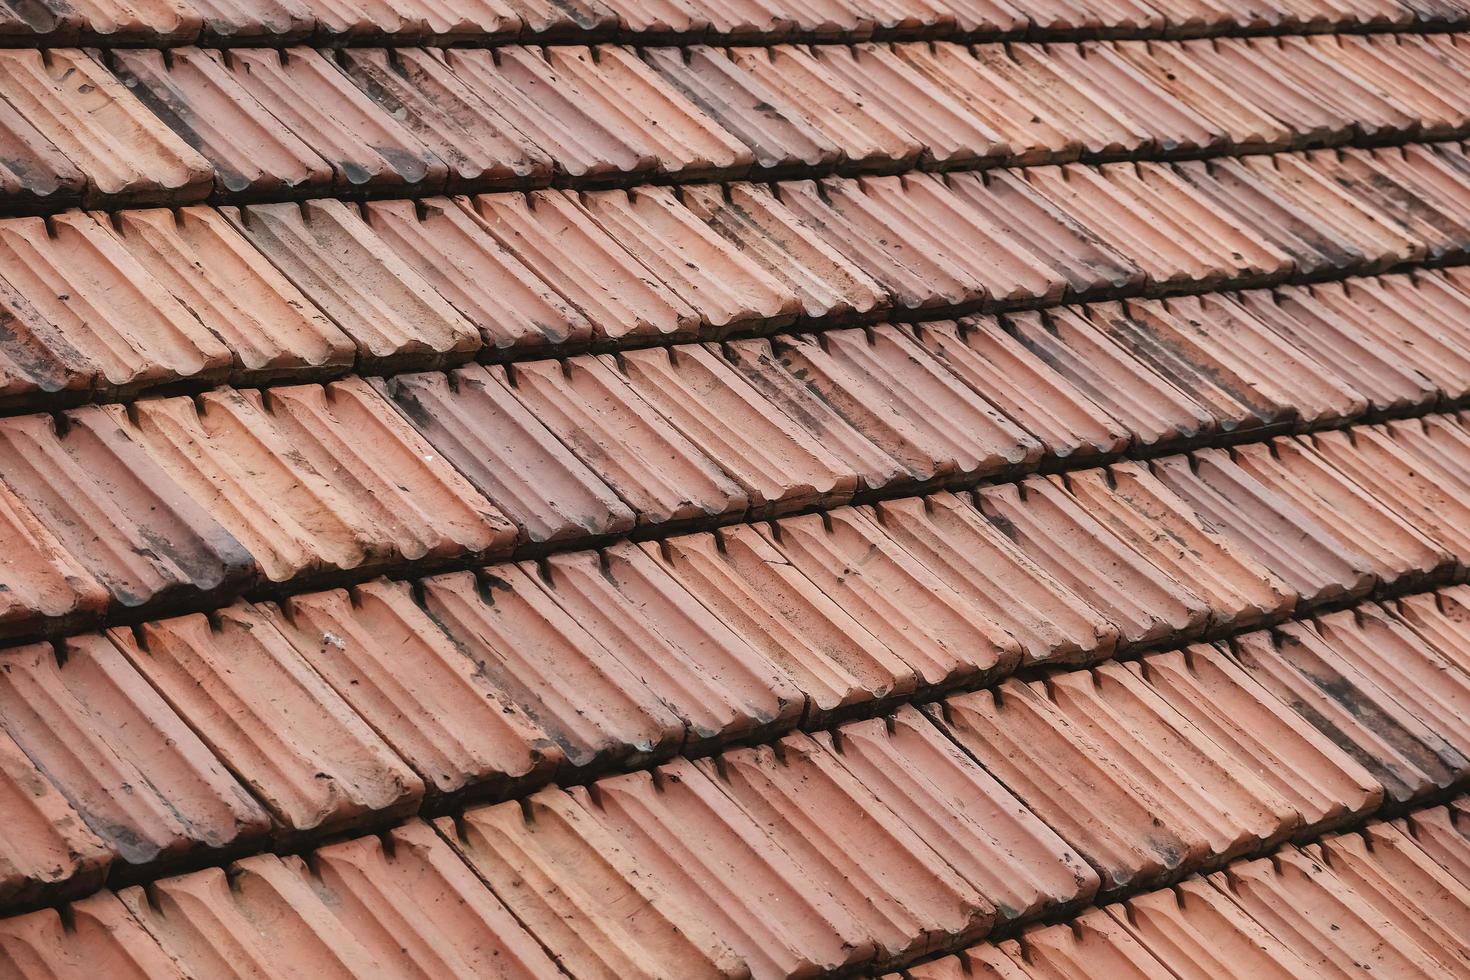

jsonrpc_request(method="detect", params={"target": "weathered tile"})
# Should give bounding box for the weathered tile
[0,892,184,979]
[0,479,107,641]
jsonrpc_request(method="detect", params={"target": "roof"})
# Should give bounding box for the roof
[0,2,1468,977]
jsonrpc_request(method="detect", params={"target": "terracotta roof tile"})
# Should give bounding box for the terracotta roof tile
[226,199,481,370]
[441,781,749,978]
[910,318,1130,463]
[976,475,1211,647]
[0,635,270,870]
[612,345,854,514]
[1232,623,1468,804]
[536,541,804,747]
[0,725,111,909]
[1148,450,1376,605]
[106,206,355,384]
[182,0,313,44]
[465,190,699,342]
[379,366,636,545]
[544,45,755,179]
[643,45,843,171]
[0,892,184,979]
[0,95,85,210]
[757,507,1024,688]
[1228,436,1454,591]
[505,354,748,527]
[1386,583,1470,663]
[109,47,332,199]
[418,567,686,770]
[645,525,922,719]
[680,181,888,321]
[1002,908,1175,977]
[1396,803,1470,887]
[980,43,1154,157]
[0,406,254,612]
[439,47,653,181]
[221,48,445,193]
[0,48,211,206]
[1062,462,1295,632]
[870,492,1118,665]
[695,732,996,961]
[1319,148,1470,262]
[1318,34,1470,134]
[361,197,591,354]
[115,603,424,837]
[1004,308,1215,450]
[0,211,232,396]
[577,185,800,333]
[333,48,551,191]
[0,479,107,640]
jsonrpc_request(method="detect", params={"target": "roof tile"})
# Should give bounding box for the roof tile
[0,635,270,870]
[1002,908,1174,977]
[981,43,1154,158]
[418,567,686,770]
[227,199,481,370]
[115,603,424,837]
[184,0,314,43]
[0,479,107,641]
[0,892,184,979]
[0,48,211,205]
[0,94,84,209]
[0,406,254,612]
[267,580,560,798]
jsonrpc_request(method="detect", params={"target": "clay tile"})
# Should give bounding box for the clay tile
[226,199,481,371]
[680,181,888,321]
[592,0,711,34]
[977,475,1210,647]
[183,0,314,43]
[107,206,354,384]
[221,48,446,194]
[1149,450,1376,606]
[269,581,559,799]
[697,732,995,962]
[913,317,1129,463]
[1232,624,1467,804]
[1230,436,1454,590]
[500,0,618,35]
[535,542,803,749]
[0,2,78,42]
[1065,462,1295,633]
[466,190,698,342]
[642,46,842,171]
[759,507,1022,689]
[1320,35,1468,135]
[0,405,254,612]
[506,354,748,528]
[726,45,923,168]
[329,49,552,192]
[0,635,271,871]
[1138,645,1383,834]
[116,857,385,976]
[546,46,756,179]
[298,0,428,38]
[613,345,853,515]
[673,0,801,37]
[1190,38,1357,144]
[577,186,800,334]
[0,211,232,396]
[0,892,185,978]
[114,603,424,838]
[0,91,84,209]
[378,367,634,545]
[1003,308,1215,451]
[821,706,1100,924]
[990,43,1156,158]
[574,757,875,975]
[0,723,111,911]
[1013,908,1175,976]
[0,478,108,640]
[418,568,685,771]
[1395,802,1470,888]
[0,49,211,206]
[283,820,564,976]
[872,492,1116,666]
[758,326,1043,487]
[441,785,745,978]
[939,680,1198,894]
[1350,269,1470,400]
[716,337,908,491]
[442,47,653,180]
[1236,281,1439,415]
[943,170,1144,297]
[1309,147,1468,263]
[1386,584,1470,672]
[643,526,917,721]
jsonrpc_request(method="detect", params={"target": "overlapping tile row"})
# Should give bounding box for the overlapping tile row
[0,36,1465,209]
[1,611,1466,976]
[5,400,1470,910]
[5,141,1470,411]
[897,802,1470,979]
[2,0,1467,48]
[6,250,1470,642]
